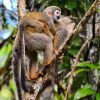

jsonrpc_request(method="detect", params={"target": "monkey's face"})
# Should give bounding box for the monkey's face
[53,10,61,21]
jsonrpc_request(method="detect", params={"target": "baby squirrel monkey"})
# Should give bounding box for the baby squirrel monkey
[53,17,75,54]
[12,6,61,100]
[19,6,61,39]
[20,6,62,54]
[19,12,54,39]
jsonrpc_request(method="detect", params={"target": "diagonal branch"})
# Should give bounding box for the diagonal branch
[36,0,99,81]
[18,0,26,19]
[60,0,100,51]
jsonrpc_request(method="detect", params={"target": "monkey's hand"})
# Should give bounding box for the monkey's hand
[54,49,58,55]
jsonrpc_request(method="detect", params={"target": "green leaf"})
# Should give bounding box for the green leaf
[0,44,12,67]
[0,85,12,100]
[71,37,81,47]
[74,69,87,75]
[37,0,43,3]
[77,61,99,69]
[74,85,96,100]
[60,56,70,69]
[68,48,79,56]
[68,37,81,56]
[9,79,16,93]
[55,92,64,100]
[65,0,77,11]
[96,93,100,100]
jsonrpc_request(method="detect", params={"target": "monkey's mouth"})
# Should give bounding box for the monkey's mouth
[57,16,60,19]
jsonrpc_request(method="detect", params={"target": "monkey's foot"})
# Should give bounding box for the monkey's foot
[30,72,43,79]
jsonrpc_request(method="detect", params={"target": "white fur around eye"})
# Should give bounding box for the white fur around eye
[54,10,61,15]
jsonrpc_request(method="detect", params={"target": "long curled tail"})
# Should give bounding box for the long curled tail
[19,20,36,92]
[18,21,27,91]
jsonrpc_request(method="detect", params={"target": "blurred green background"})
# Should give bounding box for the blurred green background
[0,0,100,100]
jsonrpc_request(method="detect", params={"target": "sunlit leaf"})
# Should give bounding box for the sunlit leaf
[74,69,87,75]
[74,85,96,100]
[55,92,64,100]
[0,43,12,67]
[9,78,16,93]
[77,61,99,69]
[0,85,12,100]
[96,93,100,100]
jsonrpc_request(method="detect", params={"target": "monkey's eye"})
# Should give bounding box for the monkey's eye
[54,10,61,16]
[56,11,59,14]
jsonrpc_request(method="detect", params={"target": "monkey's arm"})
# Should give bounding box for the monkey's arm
[48,19,56,35]
[20,16,54,39]
[53,29,68,55]
[39,19,55,40]
[53,17,75,55]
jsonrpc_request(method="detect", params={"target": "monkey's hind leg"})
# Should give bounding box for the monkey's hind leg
[32,39,54,79]
[43,41,53,66]
[27,34,54,79]
[28,51,41,80]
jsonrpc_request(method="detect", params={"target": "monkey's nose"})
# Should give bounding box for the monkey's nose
[57,16,60,19]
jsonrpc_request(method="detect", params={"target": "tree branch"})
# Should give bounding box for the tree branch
[18,0,26,19]
[66,39,90,100]
[60,0,99,51]
[35,0,99,81]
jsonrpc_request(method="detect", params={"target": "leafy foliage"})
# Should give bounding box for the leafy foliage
[74,84,96,100]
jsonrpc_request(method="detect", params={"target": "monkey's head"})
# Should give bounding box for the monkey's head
[43,6,61,22]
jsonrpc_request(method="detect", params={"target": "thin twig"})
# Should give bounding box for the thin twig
[18,0,26,19]
[66,39,90,100]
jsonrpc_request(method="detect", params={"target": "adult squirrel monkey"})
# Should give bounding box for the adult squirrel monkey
[12,6,61,100]
[53,17,75,55]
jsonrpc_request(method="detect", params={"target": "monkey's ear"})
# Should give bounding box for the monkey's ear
[46,9,52,17]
